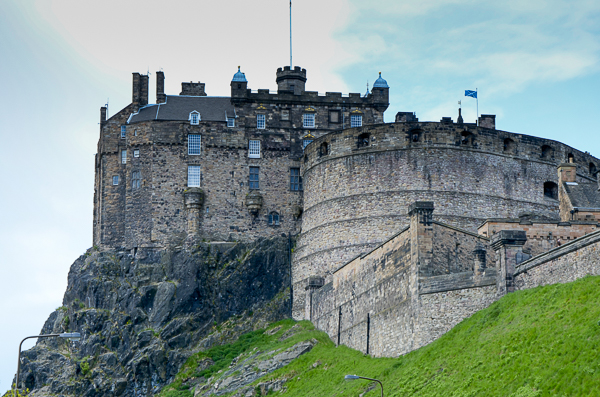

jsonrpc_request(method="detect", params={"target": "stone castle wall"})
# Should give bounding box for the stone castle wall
[293,121,599,319]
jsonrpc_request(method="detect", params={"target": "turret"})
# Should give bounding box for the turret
[276,66,306,95]
[231,66,248,99]
[371,72,389,112]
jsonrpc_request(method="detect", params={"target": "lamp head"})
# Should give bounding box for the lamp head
[345,375,360,380]
[59,332,81,341]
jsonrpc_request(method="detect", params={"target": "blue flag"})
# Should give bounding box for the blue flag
[465,90,477,98]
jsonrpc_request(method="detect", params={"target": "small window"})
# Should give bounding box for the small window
[303,139,313,150]
[329,111,340,123]
[120,126,126,139]
[541,145,553,159]
[350,114,362,128]
[320,142,329,156]
[268,211,280,226]
[134,129,138,136]
[190,111,200,125]
[544,181,558,200]
[290,168,302,191]
[504,138,515,153]
[227,117,235,128]
[357,133,370,148]
[303,113,315,128]
[188,134,201,155]
[281,109,290,121]
[188,165,201,187]
[460,131,472,145]
[249,166,259,190]
[112,176,119,185]
[133,149,140,158]
[249,140,261,158]
[131,171,141,189]
[121,150,127,164]
[257,114,266,129]
[567,153,574,163]
[590,162,597,175]
[410,130,421,142]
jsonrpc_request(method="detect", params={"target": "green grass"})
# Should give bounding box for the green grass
[163,276,600,396]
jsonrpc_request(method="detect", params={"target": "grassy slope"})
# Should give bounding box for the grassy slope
[163,276,600,397]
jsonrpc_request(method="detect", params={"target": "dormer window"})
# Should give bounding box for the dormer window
[189,111,200,125]
[227,117,235,128]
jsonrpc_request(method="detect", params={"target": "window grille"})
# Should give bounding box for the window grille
[268,212,280,226]
[302,140,313,149]
[350,114,362,128]
[131,171,141,189]
[227,117,235,128]
[249,140,261,158]
[257,114,266,129]
[188,134,201,155]
[133,149,140,158]
[190,111,200,125]
[303,113,315,128]
[290,168,302,191]
[121,150,127,164]
[188,165,201,187]
[249,167,259,190]
[112,176,119,185]
[120,125,126,139]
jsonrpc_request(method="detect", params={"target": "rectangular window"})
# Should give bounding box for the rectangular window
[290,168,302,191]
[120,125,126,139]
[112,176,119,185]
[302,139,313,150]
[329,111,340,123]
[303,113,315,128]
[188,165,201,187]
[257,114,266,129]
[190,112,200,125]
[131,171,141,189]
[121,150,127,164]
[249,167,259,190]
[227,117,235,128]
[281,109,290,121]
[133,149,140,158]
[249,140,261,158]
[351,114,363,128]
[188,134,201,155]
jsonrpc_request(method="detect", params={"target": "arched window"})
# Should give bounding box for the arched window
[541,145,553,159]
[589,162,597,175]
[320,142,329,156]
[268,211,280,226]
[544,182,558,200]
[503,138,515,153]
[357,133,370,148]
[567,153,574,163]
[460,131,472,145]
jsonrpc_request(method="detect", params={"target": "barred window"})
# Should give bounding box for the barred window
[120,125,126,139]
[257,114,266,129]
[133,149,140,158]
[303,113,315,128]
[268,211,280,226]
[249,166,259,190]
[227,117,235,128]
[112,176,119,185]
[249,140,261,158]
[131,171,141,189]
[350,114,362,128]
[290,168,302,191]
[188,134,201,155]
[188,165,201,187]
[190,111,200,125]
[302,140,313,150]
[121,150,127,164]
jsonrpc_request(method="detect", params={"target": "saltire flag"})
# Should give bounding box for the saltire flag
[465,90,477,98]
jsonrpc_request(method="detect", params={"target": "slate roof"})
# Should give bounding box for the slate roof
[128,96,235,124]
[563,182,600,209]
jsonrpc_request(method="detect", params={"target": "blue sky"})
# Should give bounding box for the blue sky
[0,0,599,391]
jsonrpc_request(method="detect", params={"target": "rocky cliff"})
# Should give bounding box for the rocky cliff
[18,237,292,397]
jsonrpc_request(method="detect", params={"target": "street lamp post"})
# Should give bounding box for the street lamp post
[14,332,81,397]
[345,374,384,397]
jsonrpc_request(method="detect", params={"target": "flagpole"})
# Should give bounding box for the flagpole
[290,0,292,68]
[476,87,479,125]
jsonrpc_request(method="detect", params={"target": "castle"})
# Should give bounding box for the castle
[94,66,600,357]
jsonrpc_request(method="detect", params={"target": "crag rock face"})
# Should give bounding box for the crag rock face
[19,237,291,397]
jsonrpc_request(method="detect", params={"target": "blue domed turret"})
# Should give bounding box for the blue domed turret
[232,66,247,82]
[373,72,388,88]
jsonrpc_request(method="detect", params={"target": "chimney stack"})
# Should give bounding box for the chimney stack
[100,106,107,127]
[156,71,166,103]
[132,72,149,111]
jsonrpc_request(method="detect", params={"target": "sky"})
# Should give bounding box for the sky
[0,0,599,391]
